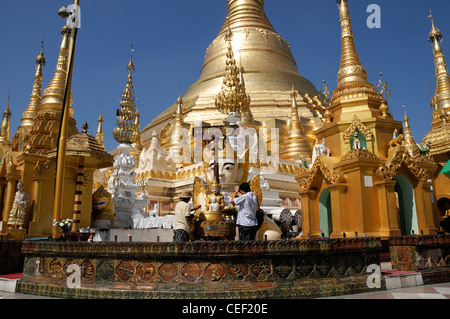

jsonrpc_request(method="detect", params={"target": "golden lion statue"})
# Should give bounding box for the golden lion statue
[92,186,115,220]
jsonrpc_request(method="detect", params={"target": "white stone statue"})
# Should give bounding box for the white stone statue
[8,181,30,229]
[353,132,362,150]
[136,131,176,174]
[312,138,331,163]
[208,196,220,212]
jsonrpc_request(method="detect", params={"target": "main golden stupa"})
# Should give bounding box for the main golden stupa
[131,0,328,219]
[142,0,323,157]
[0,0,448,240]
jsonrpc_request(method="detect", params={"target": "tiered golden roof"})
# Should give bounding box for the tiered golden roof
[113,47,139,145]
[26,25,78,155]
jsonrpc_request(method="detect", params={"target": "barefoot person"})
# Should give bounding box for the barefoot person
[173,191,201,242]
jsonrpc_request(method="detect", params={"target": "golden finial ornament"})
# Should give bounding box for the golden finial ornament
[215,26,251,117]
[96,103,105,149]
[377,72,392,118]
[402,105,420,157]
[0,89,12,144]
[113,44,139,145]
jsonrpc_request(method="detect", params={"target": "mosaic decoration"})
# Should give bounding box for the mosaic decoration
[15,238,387,299]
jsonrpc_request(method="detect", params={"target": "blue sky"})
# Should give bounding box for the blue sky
[0,0,449,152]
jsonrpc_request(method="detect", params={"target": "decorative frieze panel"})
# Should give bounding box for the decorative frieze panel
[17,238,384,299]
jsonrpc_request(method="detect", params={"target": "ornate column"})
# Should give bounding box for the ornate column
[28,160,50,235]
[299,189,319,239]
[414,180,439,234]
[328,183,349,238]
[375,179,401,237]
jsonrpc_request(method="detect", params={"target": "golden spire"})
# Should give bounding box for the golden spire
[175,93,184,127]
[334,0,372,91]
[113,45,138,145]
[280,86,313,161]
[222,0,273,33]
[0,89,12,145]
[21,36,46,130]
[428,12,450,112]
[96,103,105,149]
[402,105,420,158]
[41,25,72,111]
[215,26,251,117]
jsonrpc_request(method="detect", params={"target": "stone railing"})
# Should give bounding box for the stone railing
[17,238,383,299]
[389,235,450,284]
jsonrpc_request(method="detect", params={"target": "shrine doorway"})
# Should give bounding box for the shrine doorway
[394,175,419,235]
[318,188,333,237]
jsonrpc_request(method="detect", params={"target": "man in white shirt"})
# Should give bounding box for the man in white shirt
[231,182,258,241]
[173,191,201,242]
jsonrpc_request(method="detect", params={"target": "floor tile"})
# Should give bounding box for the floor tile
[392,293,421,299]
[417,293,446,299]
[434,288,450,295]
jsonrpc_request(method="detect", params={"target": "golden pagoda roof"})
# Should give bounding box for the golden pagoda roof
[144,0,320,135]
[48,122,113,168]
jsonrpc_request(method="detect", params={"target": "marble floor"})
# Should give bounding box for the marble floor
[321,282,450,299]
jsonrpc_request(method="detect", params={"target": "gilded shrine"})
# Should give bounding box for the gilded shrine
[0,0,448,300]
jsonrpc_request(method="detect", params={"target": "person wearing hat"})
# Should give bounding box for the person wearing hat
[173,191,201,242]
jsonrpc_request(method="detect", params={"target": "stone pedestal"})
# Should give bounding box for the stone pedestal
[8,228,27,240]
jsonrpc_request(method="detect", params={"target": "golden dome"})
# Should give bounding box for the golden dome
[185,0,317,99]
[143,0,320,141]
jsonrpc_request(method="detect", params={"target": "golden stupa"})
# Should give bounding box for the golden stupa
[132,0,328,216]
[295,0,445,239]
[0,24,112,239]
[421,13,450,220]
[142,0,323,151]
[0,0,448,241]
